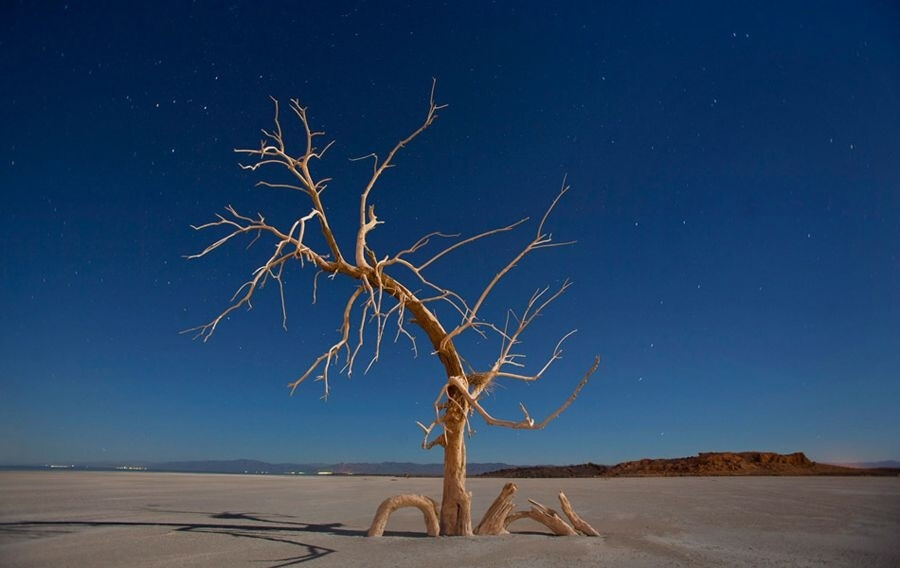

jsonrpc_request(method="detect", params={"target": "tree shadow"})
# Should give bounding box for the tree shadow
[0,508,432,566]
[169,509,427,538]
[0,517,338,567]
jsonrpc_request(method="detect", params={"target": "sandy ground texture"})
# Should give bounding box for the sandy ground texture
[1,471,898,567]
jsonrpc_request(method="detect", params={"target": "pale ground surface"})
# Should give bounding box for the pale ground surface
[1,471,898,567]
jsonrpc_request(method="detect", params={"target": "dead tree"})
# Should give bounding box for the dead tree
[186,81,600,537]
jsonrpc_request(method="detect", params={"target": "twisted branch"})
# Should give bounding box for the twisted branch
[355,78,447,267]
[446,356,600,430]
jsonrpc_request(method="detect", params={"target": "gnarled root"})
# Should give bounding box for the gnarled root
[502,492,600,537]
[558,491,600,536]
[367,489,598,538]
[367,494,440,537]
[506,499,578,536]
[475,482,518,535]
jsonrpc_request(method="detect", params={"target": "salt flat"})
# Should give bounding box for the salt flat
[1,471,897,567]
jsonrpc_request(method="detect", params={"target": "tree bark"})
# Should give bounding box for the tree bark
[439,402,473,536]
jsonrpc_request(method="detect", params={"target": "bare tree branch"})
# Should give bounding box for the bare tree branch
[287,286,365,398]
[355,78,447,267]
[447,355,600,430]
[439,183,573,353]
[411,218,528,272]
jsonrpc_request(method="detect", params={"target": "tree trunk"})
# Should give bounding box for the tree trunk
[439,402,472,536]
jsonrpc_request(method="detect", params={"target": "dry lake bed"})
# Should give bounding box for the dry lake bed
[1,471,898,567]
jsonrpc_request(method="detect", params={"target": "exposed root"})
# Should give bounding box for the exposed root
[475,482,517,535]
[558,491,601,536]
[367,494,440,537]
[368,489,599,538]
[506,502,577,536]
[502,493,600,537]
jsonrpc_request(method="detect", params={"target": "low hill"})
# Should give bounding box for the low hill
[480,462,609,478]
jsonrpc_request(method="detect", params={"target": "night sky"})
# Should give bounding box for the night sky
[2,2,898,466]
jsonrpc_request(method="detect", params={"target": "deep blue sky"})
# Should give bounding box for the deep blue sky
[1,1,898,466]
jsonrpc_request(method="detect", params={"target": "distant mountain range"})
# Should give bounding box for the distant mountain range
[7,454,899,477]
[151,459,512,476]
[13,459,514,476]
